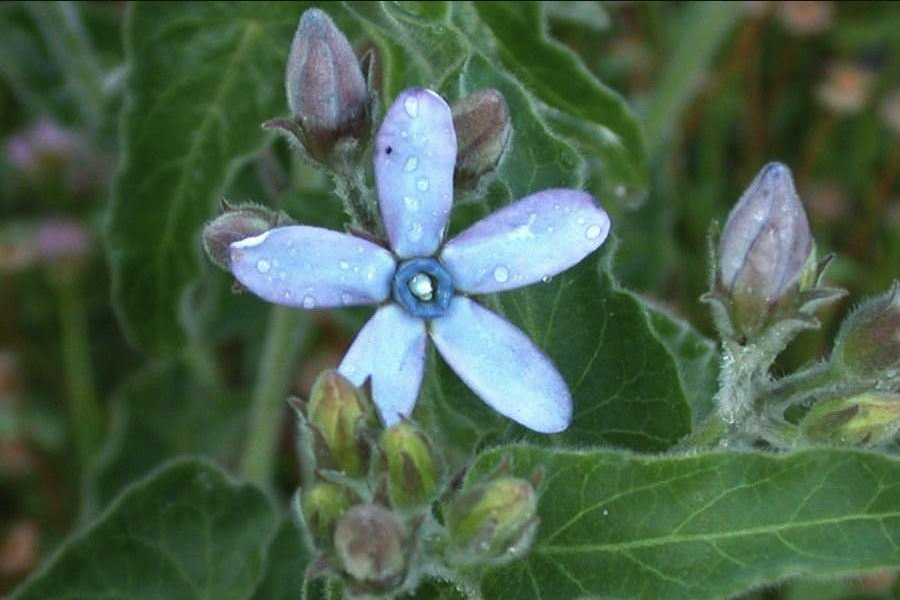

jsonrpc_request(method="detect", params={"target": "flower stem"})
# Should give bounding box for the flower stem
[55,275,102,472]
[239,305,308,486]
[763,361,846,409]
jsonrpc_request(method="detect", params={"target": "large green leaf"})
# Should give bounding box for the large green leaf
[13,459,276,600]
[469,445,900,600]
[107,2,304,354]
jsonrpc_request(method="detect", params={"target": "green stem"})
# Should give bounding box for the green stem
[55,276,102,471]
[763,361,845,408]
[239,306,308,486]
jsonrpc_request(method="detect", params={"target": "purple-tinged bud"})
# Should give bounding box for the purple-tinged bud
[284,8,369,161]
[445,476,538,563]
[452,89,511,188]
[380,422,442,509]
[202,202,289,271]
[832,284,900,382]
[718,162,813,333]
[301,482,352,548]
[36,219,91,263]
[307,370,375,477]
[333,504,407,591]
[800,392,900,447]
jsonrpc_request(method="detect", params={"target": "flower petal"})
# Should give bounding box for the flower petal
[339,304,427,426]
[375,88,456,258]
[440,189,610,294]
[229,226,395,308]
[429,296,571,433]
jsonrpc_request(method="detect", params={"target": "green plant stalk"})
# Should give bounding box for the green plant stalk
[56,276,102,471]
[239,305,308,486]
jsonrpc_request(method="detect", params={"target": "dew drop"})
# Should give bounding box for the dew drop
[586,225,603,239]
[404,195,419,211]
[404,156,419,172]
[576,217,586,225]
[404,95,419,117]
[340,292,352,305]
[493,265,510,283]
[541,275,552,283]
[278,272,287,281]
[416,177,430,191]
[283,290,292,300]
[602,509,609,516]
[256,259,271,273]
[339,260,350,270]
[302,296,316,309]
[400,131,409,138]
[409,223,423,241]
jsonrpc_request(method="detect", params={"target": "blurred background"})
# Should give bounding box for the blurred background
[0,1,898,597]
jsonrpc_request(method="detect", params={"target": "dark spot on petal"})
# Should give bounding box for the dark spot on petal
[386,146,393,154]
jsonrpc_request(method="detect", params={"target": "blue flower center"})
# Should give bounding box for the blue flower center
[392,258,454,319]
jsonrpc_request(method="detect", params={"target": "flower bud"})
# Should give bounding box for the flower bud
[334,504,407,591]
[445,476,538,563]
[832,284,900,382]
[307,370,375,477]
[202,203,287,271]
[380,422,442,509]
[718,162,813,333]
[452,89,511,188]
[800,392,900,447]
[301,482,351,548]
[284,8,369,161]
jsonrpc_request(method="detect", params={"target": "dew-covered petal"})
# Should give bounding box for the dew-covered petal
[339,304,427,426]
[429,296,571,433]
[440,189,610,294]
[229,226,395,308]
[375,88,457,258]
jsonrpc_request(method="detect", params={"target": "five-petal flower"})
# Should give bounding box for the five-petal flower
[230,88,610,433]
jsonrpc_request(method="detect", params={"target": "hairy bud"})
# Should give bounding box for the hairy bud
[334,504,407,591]
[800,392,900,447]
[380,422,442,509]
[446,476,538,563]
[452,89,511,188]
[202,203,288,271]
[307,370,374,477]
[832,283,900,382]
[301,482,352,548]
[718,162,813,333]
[284,8,369,160]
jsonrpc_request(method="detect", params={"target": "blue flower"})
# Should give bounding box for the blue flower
[230,88,610,433]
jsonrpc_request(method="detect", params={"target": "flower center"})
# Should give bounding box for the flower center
[392,258,454,319]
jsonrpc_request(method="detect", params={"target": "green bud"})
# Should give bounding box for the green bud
[380,422,442,509]
[202,202,288,271]
[307,370,374,477]
[832,283,900,382]
[800,392,900,447]
[301,482,352,548]
[445,477,538,563]
[452,89,510,189]
[334,504,407,591]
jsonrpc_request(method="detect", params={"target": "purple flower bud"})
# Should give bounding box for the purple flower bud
[832,284,900,381]
[333,504,407,592]
[452,89,511,188]
[201,203,288,271]
[718,162,813,333]
[800,392,900,447]
[306,370,375,477]
[285,8,369,160]
[36,219,90,262]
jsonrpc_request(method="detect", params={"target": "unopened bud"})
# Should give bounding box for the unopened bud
[452,89,510,188]
[446,476,538,563]
[284,8,369,161]
[718,162,813,333]
[301,482,351,548]
[202,203,287,271]
[380,422,442,509]
[307,370,374,477]
[832,284,900,382]
[334,504,407,591]
[800,392,900,447]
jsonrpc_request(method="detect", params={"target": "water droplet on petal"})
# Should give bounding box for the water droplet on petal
[404,95,419,117]
[278,272,287,281]
[404,156,418,172]
[541,275,552,283]
[340,292,352,305]
[283,290,292,300]
[404,196,419,211]
[586,225,603,239]
[576,217,586,225]
[417,177,430,191]
[302,295,316,309]
[339,260,350,270]
[493,265,510,283]
[409,223,423,241]
[256,259,271,273]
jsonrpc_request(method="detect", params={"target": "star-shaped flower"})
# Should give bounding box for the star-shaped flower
[229,88,610,433]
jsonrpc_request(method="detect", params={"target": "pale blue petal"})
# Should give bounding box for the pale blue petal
[375,88,456,258]
[339,304,427,426]
[429,296,571,433]
[229,226,395,308]
[440,189,610,294]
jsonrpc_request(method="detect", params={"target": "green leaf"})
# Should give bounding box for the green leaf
[469,445,900,600]
[13,459,276,600]
[107,2,304,354]
[252,519,311,600]
[83,361,248,515]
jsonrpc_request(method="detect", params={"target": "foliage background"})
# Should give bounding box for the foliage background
[0,1,898,599]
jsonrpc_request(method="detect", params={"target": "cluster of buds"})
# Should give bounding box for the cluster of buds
[290,370,540,596]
